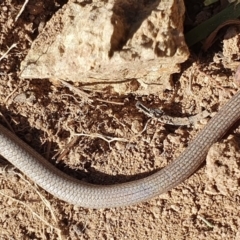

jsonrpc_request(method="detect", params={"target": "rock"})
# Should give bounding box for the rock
[20,0,189,94]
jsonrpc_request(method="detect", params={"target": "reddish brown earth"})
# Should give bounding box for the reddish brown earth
[0,1,239,239]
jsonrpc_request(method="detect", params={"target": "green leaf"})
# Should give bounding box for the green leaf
[185,3,240,47]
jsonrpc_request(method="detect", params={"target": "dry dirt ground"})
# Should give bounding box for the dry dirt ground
[0,1,240,240]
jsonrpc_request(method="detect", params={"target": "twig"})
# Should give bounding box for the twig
[96,98,124,105]
[17,173,58,223]
[15,0,30,22]
[197,215,214,228]
[55,118,150,160]
[75,132,129,144]
[58,78,124,105]
[0,43,17,62]
[0,112,15,133]
[0,191,62,237]
[54,136,79,162]
[58,78,93,103]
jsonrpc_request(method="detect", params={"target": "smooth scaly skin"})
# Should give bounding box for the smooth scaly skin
[0,91,240,209]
